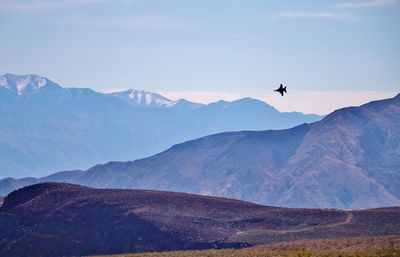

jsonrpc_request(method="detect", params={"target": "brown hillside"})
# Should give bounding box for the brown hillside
[0,183,399,257]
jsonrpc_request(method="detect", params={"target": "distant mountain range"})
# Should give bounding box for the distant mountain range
[1,182,399,257]
[0,73,322,178]
[1,93,399,209]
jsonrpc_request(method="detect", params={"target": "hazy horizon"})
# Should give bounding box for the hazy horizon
[1,0,399,114]
[1,72,397,115]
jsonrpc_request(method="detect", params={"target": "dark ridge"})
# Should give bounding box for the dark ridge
[1,183,84,210]
[320,92,399,123]
[0,183,399,257]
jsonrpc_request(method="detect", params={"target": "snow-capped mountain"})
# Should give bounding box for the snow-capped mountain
[0,74,61,96]
[109,89,207,109]
[109,89,173,108]
[0,74,323,178]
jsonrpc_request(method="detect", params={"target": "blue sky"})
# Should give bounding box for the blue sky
[0,0,399,114]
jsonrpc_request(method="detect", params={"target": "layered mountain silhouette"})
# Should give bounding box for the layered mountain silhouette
[0,73,321,178]
[1,183,399,257]
[1,93,399,209]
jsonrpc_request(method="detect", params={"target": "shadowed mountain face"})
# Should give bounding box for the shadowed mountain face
[0,124,310,201]
[0,183,399,257]
[1,94,399,209]
[272,94,400,209]
[0,73,322,178]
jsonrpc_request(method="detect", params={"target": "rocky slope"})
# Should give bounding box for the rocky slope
[0,183,399,257]
[1,94,398,209]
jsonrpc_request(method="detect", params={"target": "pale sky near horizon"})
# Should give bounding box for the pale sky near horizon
[0,0,399,114]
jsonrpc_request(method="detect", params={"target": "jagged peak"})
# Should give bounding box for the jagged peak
[109,88,174,107]
[0,73,61,95]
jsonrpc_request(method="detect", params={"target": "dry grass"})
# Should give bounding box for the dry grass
[90,236,400,257]
[90,249,399,257]
[256,235,400,252]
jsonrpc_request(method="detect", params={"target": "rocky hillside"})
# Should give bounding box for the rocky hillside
[1,94,398,209]
[0,183,399,257]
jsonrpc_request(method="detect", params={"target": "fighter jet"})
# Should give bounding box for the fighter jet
[274,84,287,96]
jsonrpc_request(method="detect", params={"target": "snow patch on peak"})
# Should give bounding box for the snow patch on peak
[137,91,143,101]
[145,94,153,104]
[16,76,46,94]
[0,76,10,90]
[16,79,29,95]
[38,78,47,88]
[128,91,135,100]
[109,89,173,108]
[0,74,62,96]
